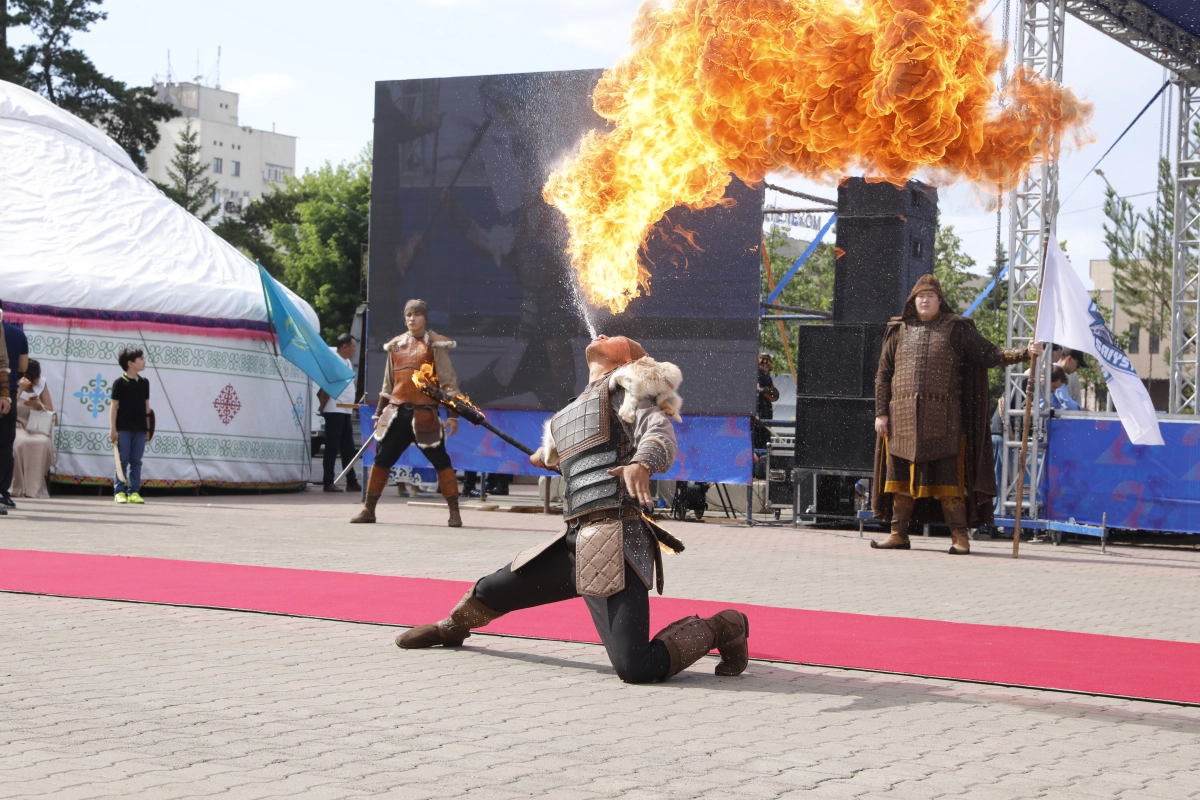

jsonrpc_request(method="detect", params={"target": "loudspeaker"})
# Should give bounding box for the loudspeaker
[833,178,938,324]
[795,323,885,398]
[794,396,876,471]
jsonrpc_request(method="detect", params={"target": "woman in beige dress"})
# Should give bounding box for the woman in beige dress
[13,359,53,498]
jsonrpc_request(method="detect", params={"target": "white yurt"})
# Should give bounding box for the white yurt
[0,80,314,490]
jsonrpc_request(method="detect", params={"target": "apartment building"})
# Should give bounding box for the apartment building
[145,81,296,222]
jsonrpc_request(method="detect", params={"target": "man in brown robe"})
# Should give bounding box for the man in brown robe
[871,274,1043,554]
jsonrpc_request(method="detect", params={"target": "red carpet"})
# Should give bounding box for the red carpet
[3,549,1197,704]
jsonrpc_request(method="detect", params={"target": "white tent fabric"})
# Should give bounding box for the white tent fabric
[0,80,317,490]
[0,80,317,329]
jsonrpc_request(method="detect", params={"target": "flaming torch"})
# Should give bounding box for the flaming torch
[411,364,536,457]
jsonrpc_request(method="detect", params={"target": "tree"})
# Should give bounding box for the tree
[759,223,835,373]
[1103,157,1174,380]
[934,221,977,312]
[154,119,218,222]
[0,1,34,84]
[9,0,177,170]
[215,147,371,341]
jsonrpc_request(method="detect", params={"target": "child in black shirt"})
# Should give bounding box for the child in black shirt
[110,346,152,504]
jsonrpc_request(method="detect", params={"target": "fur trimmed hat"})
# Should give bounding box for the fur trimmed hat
[900,274,954,320]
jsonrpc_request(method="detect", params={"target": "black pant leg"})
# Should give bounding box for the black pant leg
[418,440,453,472]
[373,409,416,472]
[0,402,16,495]
[321,413,346,485]
[474,535,578,613]
[337,413,358,485]
[585,564,671,684]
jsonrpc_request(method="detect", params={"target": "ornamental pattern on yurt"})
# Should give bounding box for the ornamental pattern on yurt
[73,373,111,418]
[213,384,242,425]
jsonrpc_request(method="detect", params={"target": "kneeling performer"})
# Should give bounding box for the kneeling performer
[397,334,750,683]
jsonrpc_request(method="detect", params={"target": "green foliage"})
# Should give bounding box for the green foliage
[759,224,834,374]
[214,147,371,341]
[153,119,218,222]
[3,0,178,170]
[1103,157,1174,380]
[934,222,977,312]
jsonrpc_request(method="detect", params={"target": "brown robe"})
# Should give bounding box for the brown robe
[872,311,1028,528]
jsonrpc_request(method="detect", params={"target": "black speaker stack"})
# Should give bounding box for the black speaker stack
[793,177,937,479]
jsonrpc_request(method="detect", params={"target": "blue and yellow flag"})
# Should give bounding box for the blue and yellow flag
[259,265,355,399]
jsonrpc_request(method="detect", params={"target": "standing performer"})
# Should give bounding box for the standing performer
[871,275,1043,554]
[351,299,462,527]
[397,334,750,684]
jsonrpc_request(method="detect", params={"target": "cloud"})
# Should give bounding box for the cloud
[226,73,303,102]
[418,0,637,52]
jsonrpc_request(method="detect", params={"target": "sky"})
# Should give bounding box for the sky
[12,0,1177,285]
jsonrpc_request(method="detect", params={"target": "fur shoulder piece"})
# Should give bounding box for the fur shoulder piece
[382,331,457,351]
[608,356,683,424]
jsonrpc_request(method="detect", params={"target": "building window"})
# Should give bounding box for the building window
[213,157,223,174]
[265,164,292,183]
[1127,325,1139,354]
[1149,331,1160,355]
[231,160,241,177]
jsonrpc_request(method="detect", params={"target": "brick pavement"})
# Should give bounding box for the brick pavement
[3,493,1200,798]
[3,593,1199,800]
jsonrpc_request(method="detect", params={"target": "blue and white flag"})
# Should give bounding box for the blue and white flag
[1034,236,1163,445]
[259,265,355,400]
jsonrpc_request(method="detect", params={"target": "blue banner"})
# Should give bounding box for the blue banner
[1045,416,1200,534]
[376,409,753,485]
[259,265,354,398]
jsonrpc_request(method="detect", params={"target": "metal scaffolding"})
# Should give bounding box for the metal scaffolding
[1000,0,1067,521]
[1172,81,1200,413]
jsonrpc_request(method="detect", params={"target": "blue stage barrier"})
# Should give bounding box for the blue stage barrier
[1044,415,1200,534]
[365,407,752,486]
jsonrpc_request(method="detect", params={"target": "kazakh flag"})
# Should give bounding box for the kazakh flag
[259,265,355,399]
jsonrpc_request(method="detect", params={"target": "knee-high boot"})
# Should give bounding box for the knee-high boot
[438,468,462,528]
[941,495,970,555]
[396,583,504,648]
[350,466,389,523]
[872,493,915,549]
[652,610,750,680]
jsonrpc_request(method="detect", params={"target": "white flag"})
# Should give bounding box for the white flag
[1034,235,1164,445]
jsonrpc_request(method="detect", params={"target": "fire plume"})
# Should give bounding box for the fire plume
[543,0,1092,313]
[411,363,439,391]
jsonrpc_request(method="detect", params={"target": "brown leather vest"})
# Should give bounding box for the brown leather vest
[389,335,436,406]
[889,316,961,463]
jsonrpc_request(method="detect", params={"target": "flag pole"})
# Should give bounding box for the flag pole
[258,263,280,358]
[1012,230,1052,559]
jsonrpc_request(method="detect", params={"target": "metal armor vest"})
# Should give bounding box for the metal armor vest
[552,380,629,520]
[889,315,962,463]
[389,335,436,406]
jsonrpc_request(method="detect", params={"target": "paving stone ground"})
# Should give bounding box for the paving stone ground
[3,493,1200,798]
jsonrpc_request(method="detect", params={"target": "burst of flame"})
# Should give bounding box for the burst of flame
[411,363,438,391]
[543,0,1093,313]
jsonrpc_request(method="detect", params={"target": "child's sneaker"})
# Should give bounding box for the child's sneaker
[127,492,145,504]
[115,492,128,504]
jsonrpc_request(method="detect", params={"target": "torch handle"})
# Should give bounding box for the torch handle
[476,418,536,456]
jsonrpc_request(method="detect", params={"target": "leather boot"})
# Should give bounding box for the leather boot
[438,468,462,527]
[653,609,750,680]
[446,496,463,528]
[350,491,380,523]
[940,495,969,554]
[871,493,914,549]
[396,587,504,648]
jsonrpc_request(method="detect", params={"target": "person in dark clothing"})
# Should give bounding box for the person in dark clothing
[753,353,780,450]
[320,333,362,492]
[396,335,749,684]
[0,299,30,510]
[109,346,153,503]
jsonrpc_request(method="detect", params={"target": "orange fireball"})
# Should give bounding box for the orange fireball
[543,0,1092,313]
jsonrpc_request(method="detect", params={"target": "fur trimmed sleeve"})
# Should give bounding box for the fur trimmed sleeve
[538,417,560,467]
[631,403,677,476]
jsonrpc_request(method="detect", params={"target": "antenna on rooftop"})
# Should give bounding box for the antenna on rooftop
[166,49,173,84]
[215,46,221,89]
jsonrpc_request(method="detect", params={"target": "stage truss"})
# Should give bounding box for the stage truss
[1002,0,1200,520]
